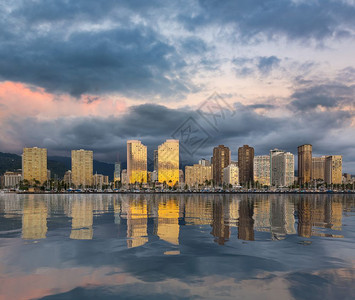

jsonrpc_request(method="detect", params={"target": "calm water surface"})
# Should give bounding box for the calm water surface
[0,194,354,300]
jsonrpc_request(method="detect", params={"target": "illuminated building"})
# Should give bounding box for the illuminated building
[325,155,342,185]
[238,145,254,185]
[270,149,294,187]
[22,147,47,184]
[254,155,270,186]
[223,164,239,186]
[298,144,312,185]
[312,156,326,180]
[158,139,179,186]
[71,149,93,187]
[127,140,147,184]
[185,164,212,187]
[212,145,231,186]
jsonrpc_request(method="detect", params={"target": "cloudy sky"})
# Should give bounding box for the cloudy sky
[0,0,354,171]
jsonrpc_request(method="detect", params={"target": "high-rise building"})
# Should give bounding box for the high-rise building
[71,149,93,187]
[3,171,22,188]
[199,159,211,166]
[179,169,184,184]
[154,150,158,172]
[270,149,294,187]
[63,170,72,186]
[298,144,312,185]
[22,147,47,184]
[114,162,121,182]
[127,140,147,184]
[212,145,231,186]
[185,164,212,187]
[325,155,342,185]
[254,155,270,186]
[158,139,179,186]
[121,169,128,185]
[223,164,239,186]
[312,156,326,180]
[238,145,254,185]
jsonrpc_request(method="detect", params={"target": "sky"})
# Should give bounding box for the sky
[0,0,354,172]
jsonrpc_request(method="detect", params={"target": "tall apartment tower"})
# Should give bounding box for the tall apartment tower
[325,155,342,185]
[254,155,270,186]
[298,144,312,185]
[270,149,294,187]
[71,149,93,187]
[212,145,231,186]
[312,156,326,180]
[114,162,121,182]
[158,139,179,186]
[238,145,254,185]
[127,140,147,184]
[22,147,47,184]
[154,150,158,172]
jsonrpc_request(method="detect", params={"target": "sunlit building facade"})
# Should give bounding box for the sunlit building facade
[254,155,270,186]
[325,155,342,185]
[71,149,93,187]
[223,164,239,186]
[127,140,147,184]
[185,164,212,187]
[298,144,312,185]
[270,149,294,187]
[312,156,326,181]
[158,139,179,186]
[22,147,47,184]
[3,171,22,188]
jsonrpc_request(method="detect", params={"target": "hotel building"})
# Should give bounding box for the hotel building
[158,139,179,186]
[325,155,342,185]
[238,145,254,185]
[270,149,294,187]
[22,147,47,184]
[254,155,270,186]
[71,149,93,187]
[127,140,147,184]
[212,145,231,186]
[298,144,312,185]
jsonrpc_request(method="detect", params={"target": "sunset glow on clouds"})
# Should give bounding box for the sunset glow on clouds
[0,0,354,171]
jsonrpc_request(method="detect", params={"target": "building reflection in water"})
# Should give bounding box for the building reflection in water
[297,196,343,238]
[157,199,180,245]
[0,193,349,244]
[70,198,93,240]
[238,199,254,241]
[123,198,148,248]
[22,196,48,239]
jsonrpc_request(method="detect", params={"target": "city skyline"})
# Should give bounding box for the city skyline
[0,1,354,173]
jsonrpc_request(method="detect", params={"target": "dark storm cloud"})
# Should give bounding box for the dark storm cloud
[291,83,355,111]
[0,1,196,98]
[181,0,355,41]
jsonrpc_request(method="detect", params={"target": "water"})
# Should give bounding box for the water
[0,194,354,300]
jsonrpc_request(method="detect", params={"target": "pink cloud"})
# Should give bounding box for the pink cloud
[0,81,127,120]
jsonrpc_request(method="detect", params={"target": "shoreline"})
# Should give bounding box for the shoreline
[3,191,354,195]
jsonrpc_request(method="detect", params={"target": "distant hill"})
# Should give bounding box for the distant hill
[0,152,115,180]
